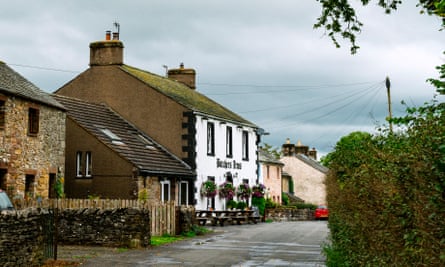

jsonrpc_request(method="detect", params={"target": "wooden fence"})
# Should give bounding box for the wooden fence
[12,198,177,236]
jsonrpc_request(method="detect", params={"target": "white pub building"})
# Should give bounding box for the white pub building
[194,113,259,210]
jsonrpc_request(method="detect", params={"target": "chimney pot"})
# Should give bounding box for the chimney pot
[105,31,111,40]
[112,32,119,40]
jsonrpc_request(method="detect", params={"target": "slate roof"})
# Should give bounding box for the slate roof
[295,154,329,174]
[259,148,284,166]
[0,62,64,109]
[53,95,195,177]
[120,65,257,127]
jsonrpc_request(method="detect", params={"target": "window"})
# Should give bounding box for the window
[161,179,171,202]
[207,122,215,156]
[179,181,188,206]
[28,107,39,135]
[25,174,35,197]
[76,151,93,178]
[48,173,56,198]
[76,151,83,177]
[0,100,5,129]
[266,166,270,179]
[226,126,232,158]
[242,130,249,160]
[85,151,92,177]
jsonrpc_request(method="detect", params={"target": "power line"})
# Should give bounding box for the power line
[7,63,81,74]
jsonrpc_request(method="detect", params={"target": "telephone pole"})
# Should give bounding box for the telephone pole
[385,76,393,133]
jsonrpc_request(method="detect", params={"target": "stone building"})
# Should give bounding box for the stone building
[55,33,260,208]
[53,95,194,200]
[0,61,65,199]
[280,138,328,205]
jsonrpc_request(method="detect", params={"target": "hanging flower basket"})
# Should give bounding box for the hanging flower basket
[219,182,235,200]
[252,184,266,198]
[201,180,217,198]
[236,183,252,200]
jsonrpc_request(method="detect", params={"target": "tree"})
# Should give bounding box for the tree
[314,0,445,54]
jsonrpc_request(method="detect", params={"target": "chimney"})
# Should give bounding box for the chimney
[89,31,124,66]
[295,140,309,155]
[282,138,295,156]
[308,147,317,160]
[167,63,196,89]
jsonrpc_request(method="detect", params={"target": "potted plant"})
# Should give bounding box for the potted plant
[200,180,217,198]
[236,183,251,201]
[219,181,235,200]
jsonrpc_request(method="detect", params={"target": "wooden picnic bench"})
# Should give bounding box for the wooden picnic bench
[195,209,261,226]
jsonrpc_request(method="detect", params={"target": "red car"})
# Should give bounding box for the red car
[315,205,329,219]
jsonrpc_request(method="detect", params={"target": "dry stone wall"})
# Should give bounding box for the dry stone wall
[0,207,150,266]
[265,207,314,221]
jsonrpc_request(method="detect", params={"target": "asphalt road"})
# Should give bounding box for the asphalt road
[77,221,329,267]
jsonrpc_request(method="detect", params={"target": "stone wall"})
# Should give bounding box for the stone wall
[265,207,314,221]
[0,209,48,267]
[58,207,150,247]
[0,207,150,266]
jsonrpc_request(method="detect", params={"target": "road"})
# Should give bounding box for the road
[79,221,329,267]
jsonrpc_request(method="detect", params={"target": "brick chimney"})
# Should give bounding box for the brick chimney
[167,63,196,89]
[89,31,124,66]
[295,140,309,155]
[281,138,295,156]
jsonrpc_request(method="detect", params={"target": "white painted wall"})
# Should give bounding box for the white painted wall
[194,114,258,210]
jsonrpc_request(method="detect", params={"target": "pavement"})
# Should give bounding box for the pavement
[56,221,329,267]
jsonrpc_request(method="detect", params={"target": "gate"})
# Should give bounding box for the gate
[42,208,57,260]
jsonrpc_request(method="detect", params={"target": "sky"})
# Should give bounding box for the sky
[1,0,444,158]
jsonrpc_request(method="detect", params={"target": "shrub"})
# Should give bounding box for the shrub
[251,196,265,215]
[226,199,237,209]
[236,201,247,210]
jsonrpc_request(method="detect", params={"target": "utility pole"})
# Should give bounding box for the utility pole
[385,76,393,133]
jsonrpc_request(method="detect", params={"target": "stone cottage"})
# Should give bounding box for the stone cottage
[280,139,328,205]
[55,33,260,208]
[53,95,194,200]
[0,61,65,199]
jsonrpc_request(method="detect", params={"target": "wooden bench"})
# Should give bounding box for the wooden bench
[212,212,231,226]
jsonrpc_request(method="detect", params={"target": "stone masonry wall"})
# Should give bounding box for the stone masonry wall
[0,96,65,198]
[265,207,315,221]
[0,209,48,267]
[0,207,150,267]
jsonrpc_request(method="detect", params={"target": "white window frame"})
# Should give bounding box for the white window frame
[242,130,249,160]
[226,126,233,158]
[178,181,189,206]
[207,122,215,155]
[76,151,83,177]
[160,179,171,202]
[85,151,92,177]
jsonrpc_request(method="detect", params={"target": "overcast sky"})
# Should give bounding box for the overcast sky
[1,0,444,158]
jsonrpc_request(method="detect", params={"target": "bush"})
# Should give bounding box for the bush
[265,198,277,209]
[226,199,237,209]
[251,197,265,215]
[236,201,247,210]
[281,193,289,205]
[324,98,445,266]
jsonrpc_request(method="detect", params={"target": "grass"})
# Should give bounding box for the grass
[151,225,212,246]
[151,235,185,246]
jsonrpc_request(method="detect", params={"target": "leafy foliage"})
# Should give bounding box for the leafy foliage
[218,181,235,200]
[200,180,217,198]
[314,0,445,54]
[325,97,445,266]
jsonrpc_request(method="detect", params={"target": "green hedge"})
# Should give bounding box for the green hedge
[324,101,445,266]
